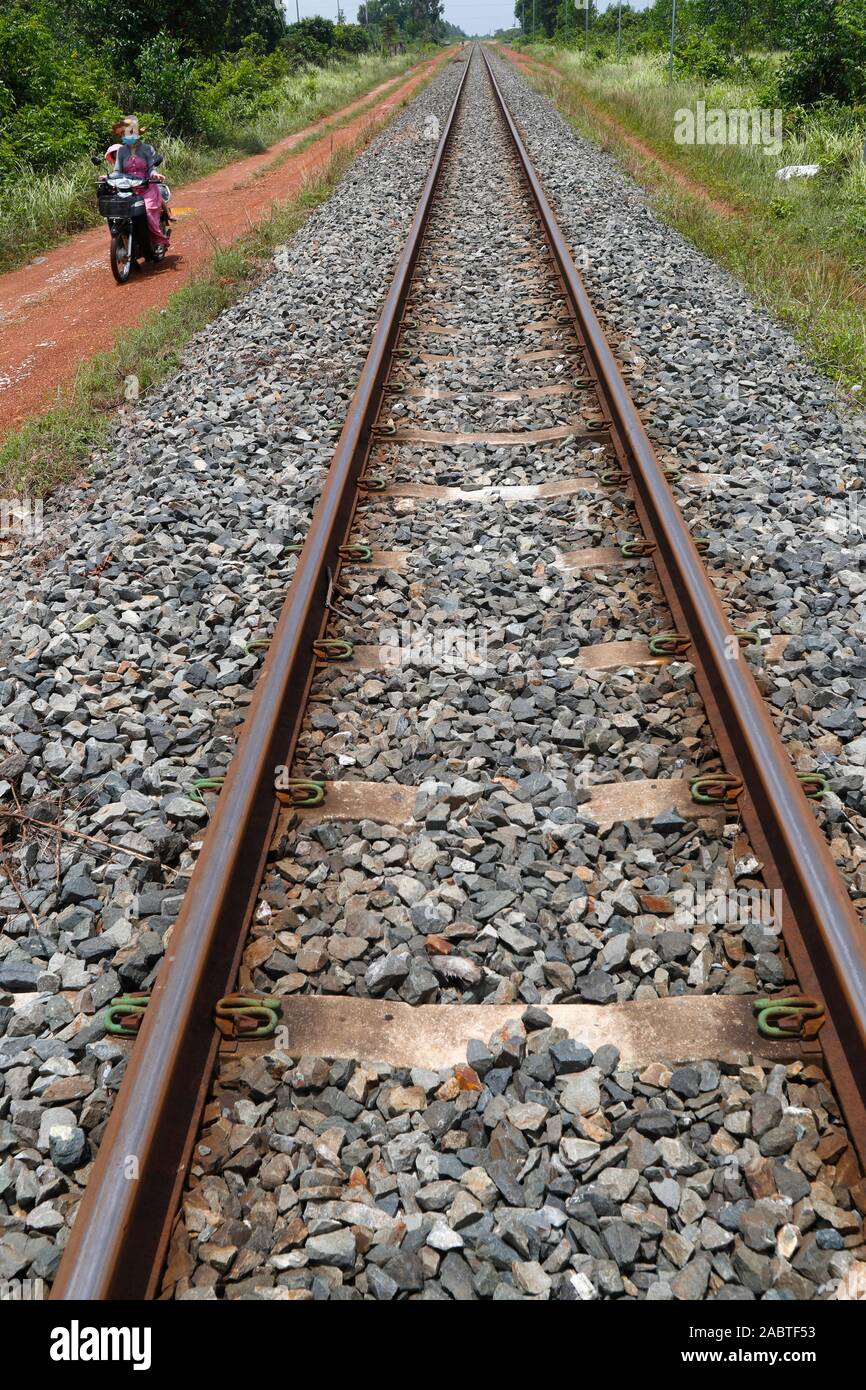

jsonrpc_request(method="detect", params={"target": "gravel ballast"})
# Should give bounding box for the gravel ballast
[163,1015,866,1301]
[488,47,866,879]
[163,52,863,1299]
[0,58,464,1288]
[3,45,864,1298]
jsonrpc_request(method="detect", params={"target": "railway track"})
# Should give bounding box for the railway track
[50,44,866,1302]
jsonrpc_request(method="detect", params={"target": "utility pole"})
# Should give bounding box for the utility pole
[668,0,677,82]
[532,0,536,37]
[295,0,300,21]
[616,0,622,60]
[585,0,589,48]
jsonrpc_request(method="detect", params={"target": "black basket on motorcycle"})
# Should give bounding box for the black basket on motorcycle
[97,191,145,218]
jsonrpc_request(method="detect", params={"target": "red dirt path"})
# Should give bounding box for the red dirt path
[0,50,452,439]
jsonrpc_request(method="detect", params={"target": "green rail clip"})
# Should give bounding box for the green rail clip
[689,772,744,805]
[339,542,373,563]
[190,776,225,803]
[277,777,327,808]
[798,772,830,800]
[313,638,354,662]
[104,992,150,1037]
[753,996,825,1039]
[648,632,692,658]
[214,994,281,1040]
[620,539,656,559]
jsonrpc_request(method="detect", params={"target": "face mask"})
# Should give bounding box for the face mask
[122,133,138,145]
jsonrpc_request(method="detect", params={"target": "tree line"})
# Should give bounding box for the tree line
[511,0,866,105]
[0,0,457,176]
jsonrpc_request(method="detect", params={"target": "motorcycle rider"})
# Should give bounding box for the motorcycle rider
[112,116,170,255]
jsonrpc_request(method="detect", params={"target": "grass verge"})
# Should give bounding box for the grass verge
[511,46,866,394]
[0,143,360,499]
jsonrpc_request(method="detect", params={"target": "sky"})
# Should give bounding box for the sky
[287,0,653,37]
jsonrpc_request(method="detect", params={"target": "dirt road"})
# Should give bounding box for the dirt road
[0,50,452,439]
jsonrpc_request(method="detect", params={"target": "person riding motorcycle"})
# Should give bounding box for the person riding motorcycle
[112,117,170,253]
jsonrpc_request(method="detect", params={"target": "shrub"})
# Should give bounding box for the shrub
[281,17,337,67]
[334,24,370,54]
[195,44,289,135]
[674,33,734,82]
[0,4,116,174]
[134,33,201,136]
[779,0,866,107]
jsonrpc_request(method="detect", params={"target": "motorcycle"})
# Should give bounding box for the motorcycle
[93,153,172,284]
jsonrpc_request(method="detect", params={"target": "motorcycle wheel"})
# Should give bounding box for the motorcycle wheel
[110,230,134,284]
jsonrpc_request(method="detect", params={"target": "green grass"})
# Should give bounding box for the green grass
[0,51,428,272]
[0,143,361,499]
[515,44,866,392]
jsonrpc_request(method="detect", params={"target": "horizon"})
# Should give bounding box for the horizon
[281,0,654,38]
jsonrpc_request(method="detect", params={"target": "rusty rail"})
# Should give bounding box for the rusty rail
[51,45,866,1302]
[50,55,471,1303]
[480,45,866,1163]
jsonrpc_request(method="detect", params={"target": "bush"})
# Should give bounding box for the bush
[194,43,291,137]
[0,4,116,174]
[674,33,734,82]
[134,33,201,136]
[779,0,866,107]
[281,17,337,67]
[334,24,370,54]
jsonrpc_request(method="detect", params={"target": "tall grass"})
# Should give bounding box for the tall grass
[525,45,866,274]
[0,51,424,271]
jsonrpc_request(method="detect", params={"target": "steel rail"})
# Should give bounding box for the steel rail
[481,45,866,1164]
[51,47,866,1304]
[50,55,472,1302]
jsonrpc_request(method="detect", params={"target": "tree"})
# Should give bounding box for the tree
[0,1,116,171]
[358,0,445,45]
[68,0,286,67]
[779,0,866,104]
